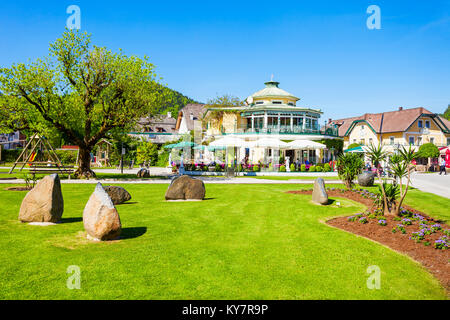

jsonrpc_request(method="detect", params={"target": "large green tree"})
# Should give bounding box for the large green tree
[0,30,162,178]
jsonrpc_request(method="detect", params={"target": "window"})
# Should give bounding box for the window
[417,137,422,145]
[425,120,430,128]
[418,120,423,128]
[287,102,294,106]
[272,101,282,104]
[430,137,435,144]
[353,139,357,143]
[447,138,450,146]
[390,137,395,145]
[369,138,373,145]
[360,139,365,145]
[409,136,415,145]
[361,125,365,130]
[255,101,264,105]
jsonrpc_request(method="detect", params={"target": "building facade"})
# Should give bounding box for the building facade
[204,81,340,164]
[332,107,450,152]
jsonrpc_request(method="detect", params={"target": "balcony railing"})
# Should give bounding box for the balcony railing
[235,125,339,137]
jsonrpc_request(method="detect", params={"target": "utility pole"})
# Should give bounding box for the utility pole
[121,141,124,174]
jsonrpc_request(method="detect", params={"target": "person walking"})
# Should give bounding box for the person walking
[439,156,446,175]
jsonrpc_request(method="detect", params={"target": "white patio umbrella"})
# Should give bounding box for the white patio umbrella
[286,140,326,150]
[247,138,289,149]
[209,136,248,148]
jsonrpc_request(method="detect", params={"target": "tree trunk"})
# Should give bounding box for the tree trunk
[74,147,96,179]
[395,171,411,216]
[376,169,391,216]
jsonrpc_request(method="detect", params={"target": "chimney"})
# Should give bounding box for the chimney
[398,107,403,111]
[167,111,172,118]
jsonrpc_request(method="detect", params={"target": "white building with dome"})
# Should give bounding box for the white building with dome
[203,80,340,166]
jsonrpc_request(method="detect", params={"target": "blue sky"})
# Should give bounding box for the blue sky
[1,0,449,122]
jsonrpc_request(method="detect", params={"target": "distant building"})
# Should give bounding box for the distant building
[130,112,179,144]
[203,80,340,164]
[130,104,208,145]
[176,104,207,134]
[0,131,26,150]
[331,107,450,151]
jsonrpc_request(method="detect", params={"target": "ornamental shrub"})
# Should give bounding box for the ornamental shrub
[323,163,331,172]
[315,166,323,172]
[301,164,306,172]
[290,163,295,172]
[280,165,286,172]
[309,165,316,172]
[253,165,260,172]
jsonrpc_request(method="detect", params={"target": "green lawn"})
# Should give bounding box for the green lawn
[0,183,447,299]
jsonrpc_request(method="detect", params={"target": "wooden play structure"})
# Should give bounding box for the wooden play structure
[9,133,74,176]
[94,139,112,167]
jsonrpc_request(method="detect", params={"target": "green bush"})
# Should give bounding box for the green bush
[253,165,260,172]
[55,150,78,164]
[315,166,323,172]
[268,163,273,171]
[137,141,159,165]
[323,163,331,172]
[2,149,23,162]
[215,163,222,172]
[414,143,439,159]
[309,165,316,172]
[290,163,295,172]
[280,165,286,172]
[301,164,306,172]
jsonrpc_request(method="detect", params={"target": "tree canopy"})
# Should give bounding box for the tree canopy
[414,143,440,159]
[0,30,163,177]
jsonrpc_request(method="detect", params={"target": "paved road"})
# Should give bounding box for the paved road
[406,172,450,199]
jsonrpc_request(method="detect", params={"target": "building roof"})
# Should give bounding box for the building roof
[248,81,300,102]
[137,113,177,133]
[332,107,450,136]
[176,103,207,131]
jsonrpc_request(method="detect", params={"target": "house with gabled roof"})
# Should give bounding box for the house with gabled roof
[331,107,450,151]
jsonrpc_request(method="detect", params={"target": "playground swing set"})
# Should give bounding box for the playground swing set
[9,133,76,177]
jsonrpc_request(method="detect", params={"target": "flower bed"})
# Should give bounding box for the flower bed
[287,188,450,291]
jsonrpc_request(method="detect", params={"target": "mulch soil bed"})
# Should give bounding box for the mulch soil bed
[287,189,450,293]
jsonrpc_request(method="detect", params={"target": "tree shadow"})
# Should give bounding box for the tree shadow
[203,198,216,201]
[117,201,138,205]
[60,217,83,224]
[120,227,147,240]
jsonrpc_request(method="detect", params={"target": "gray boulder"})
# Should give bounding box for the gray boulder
[358,171,375,187]
[165,175,205,200]
[312,178,328,205]
[104,186,131,205]
[19,174,64,223]
[137,168,150,178]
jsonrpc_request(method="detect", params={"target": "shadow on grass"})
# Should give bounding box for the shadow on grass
[117,201,138,205]
[60,217,83,224]
[120,227,147,240]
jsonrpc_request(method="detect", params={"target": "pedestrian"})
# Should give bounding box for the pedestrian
[439,156,446,175]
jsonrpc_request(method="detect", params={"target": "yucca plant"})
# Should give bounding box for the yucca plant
[336,153,363,189]
[366,143,390,215]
